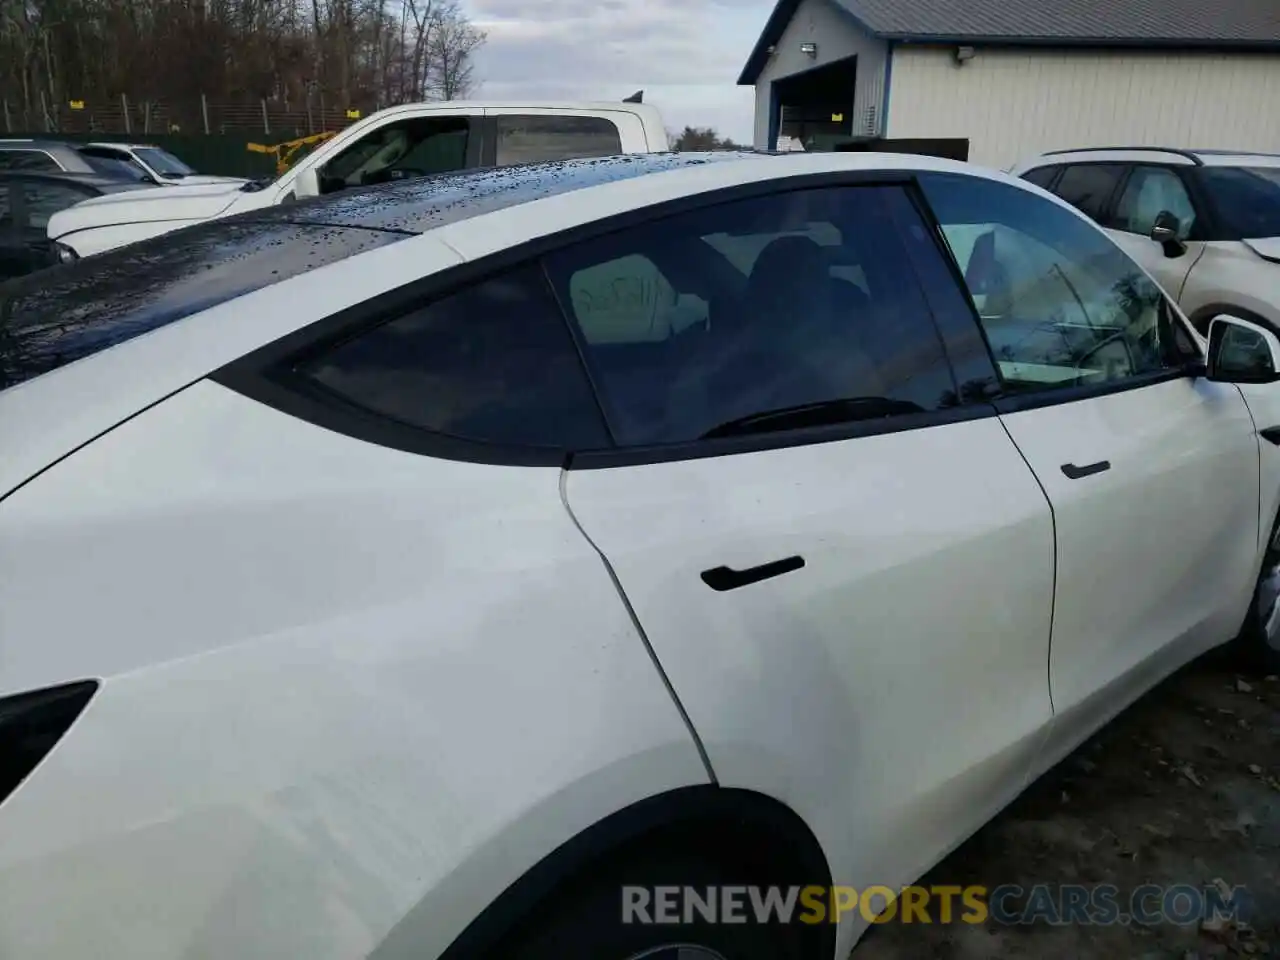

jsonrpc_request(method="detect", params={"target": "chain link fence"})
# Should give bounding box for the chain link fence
[1,92,371,138]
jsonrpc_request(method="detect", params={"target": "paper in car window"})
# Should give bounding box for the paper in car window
[570,254,685,344]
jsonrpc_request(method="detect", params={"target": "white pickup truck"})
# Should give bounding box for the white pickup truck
[48,99,670,259]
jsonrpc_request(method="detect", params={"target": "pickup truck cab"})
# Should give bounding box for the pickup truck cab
[48,100,670,259]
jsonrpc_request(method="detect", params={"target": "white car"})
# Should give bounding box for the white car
[46,100,670,260]
[1010,147,1280,336]
[79,141,248,187]
[3,150,1280,960]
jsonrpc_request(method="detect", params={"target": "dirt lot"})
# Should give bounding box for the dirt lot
[854,652,1280,960]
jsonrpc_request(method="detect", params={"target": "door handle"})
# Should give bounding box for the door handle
[701,556,805,592]
[1061,460,1111,479]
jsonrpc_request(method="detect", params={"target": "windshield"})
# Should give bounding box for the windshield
[1200,166,1280,239]
[82,154,151,182]
[134,147,196,177]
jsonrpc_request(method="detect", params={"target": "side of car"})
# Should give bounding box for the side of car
[1016,150,1280,335]
[0,173,142,278]
[3,155,1280,960]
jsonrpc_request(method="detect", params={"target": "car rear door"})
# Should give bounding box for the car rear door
[920,171,1259,767]
[552,177,1057,922]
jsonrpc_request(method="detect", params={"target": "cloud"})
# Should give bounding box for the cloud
[466,0,767,142]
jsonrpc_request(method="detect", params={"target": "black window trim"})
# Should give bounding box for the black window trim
[212,166,1212,467]
[912,170,1206,415]
[213,169,992,468]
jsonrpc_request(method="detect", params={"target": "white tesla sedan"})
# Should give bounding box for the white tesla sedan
[1,150,1279,960]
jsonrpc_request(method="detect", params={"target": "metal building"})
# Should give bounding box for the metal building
[739,0,1280,167]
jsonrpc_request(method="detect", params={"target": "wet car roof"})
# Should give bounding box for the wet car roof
[240,151,767,233]
[0,152,767,392]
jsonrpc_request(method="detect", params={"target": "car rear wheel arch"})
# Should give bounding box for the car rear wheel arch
[430,786,835,959]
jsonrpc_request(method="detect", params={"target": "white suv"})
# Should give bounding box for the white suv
[1009,147,1280,335]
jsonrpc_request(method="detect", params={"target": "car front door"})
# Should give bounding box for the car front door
[1105,163,1206,302]
[920,171,1259,767]
[552,179,1057,929]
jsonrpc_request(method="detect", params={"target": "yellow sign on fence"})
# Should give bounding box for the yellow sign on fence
[346,109,360,119]
[831,112,844,122]
[69,100,85,110]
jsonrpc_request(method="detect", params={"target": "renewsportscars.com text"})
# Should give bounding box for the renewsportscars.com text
[621,883,1252,926]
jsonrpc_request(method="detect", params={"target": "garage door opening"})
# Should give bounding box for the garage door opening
[772,56,858,150]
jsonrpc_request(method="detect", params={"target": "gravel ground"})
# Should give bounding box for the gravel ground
[853,651,1280,960]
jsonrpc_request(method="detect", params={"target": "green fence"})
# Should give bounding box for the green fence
[9,132,281,179]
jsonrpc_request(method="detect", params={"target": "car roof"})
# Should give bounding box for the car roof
[0,139,83,151]
[1013,146,1280,172]
[234,152,767,234]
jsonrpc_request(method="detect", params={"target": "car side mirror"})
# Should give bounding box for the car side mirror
[1206,314,1280,384]
[1149,210,1187,259]
[293,167,320,200]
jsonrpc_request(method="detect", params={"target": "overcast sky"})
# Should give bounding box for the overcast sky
[467,0,766,143]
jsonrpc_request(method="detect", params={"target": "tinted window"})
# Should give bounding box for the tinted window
[1113,166,1196,238]
[0,150,59,172]
[919,172,1198,396]
[134,147,195,176]
[1199,166,1280,239]
[297,265,609,450]
[543,185,959,447]
[1053,164,1125,221]
[319,118,470,193]
[1021,166,1060,189]
[496,115,623,165]
[0,220,406,391]
[21,181,92,229]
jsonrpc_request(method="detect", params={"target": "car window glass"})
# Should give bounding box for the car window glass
[919,172,1199,396]
[544,185,959,447]
[1020,166,1060,190]
[1199,166,1280,240]
[296,264,610,450]
[320,118,470,192]
[1053,164,1125,221]
[1114,166,1196,238]
[21,182,91,229]
[0,150,59,172]
[495,115,623,165]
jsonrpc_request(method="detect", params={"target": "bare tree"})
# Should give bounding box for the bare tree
[0,0,487,127]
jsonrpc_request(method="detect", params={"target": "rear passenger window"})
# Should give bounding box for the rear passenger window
[0,150,59,172]
[1053,164,1125,221]
[297,264,611,450]
[543,186,959,447]
[495,115,623,165]
[1020,166,1060,190]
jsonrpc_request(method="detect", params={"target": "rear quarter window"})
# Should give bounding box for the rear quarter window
[0,218,406,391]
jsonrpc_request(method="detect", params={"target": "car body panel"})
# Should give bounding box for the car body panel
[3,149,1278,959]
[565,417,1057,955]
[0,379,709,960]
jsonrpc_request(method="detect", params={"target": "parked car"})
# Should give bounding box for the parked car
[1010,147,1280,336]
[0,138,157,183]
[78,141,246,187]
[4,151,1280,960]
[44,99,671,259]
[0,170,153,279]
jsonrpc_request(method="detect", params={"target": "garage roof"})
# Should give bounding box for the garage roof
[739,0,1280,83]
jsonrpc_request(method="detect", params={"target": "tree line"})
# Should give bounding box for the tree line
[0,0,486,122]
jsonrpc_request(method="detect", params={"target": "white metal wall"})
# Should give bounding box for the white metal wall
[752,0,888,148]
[885,46,1280,169]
